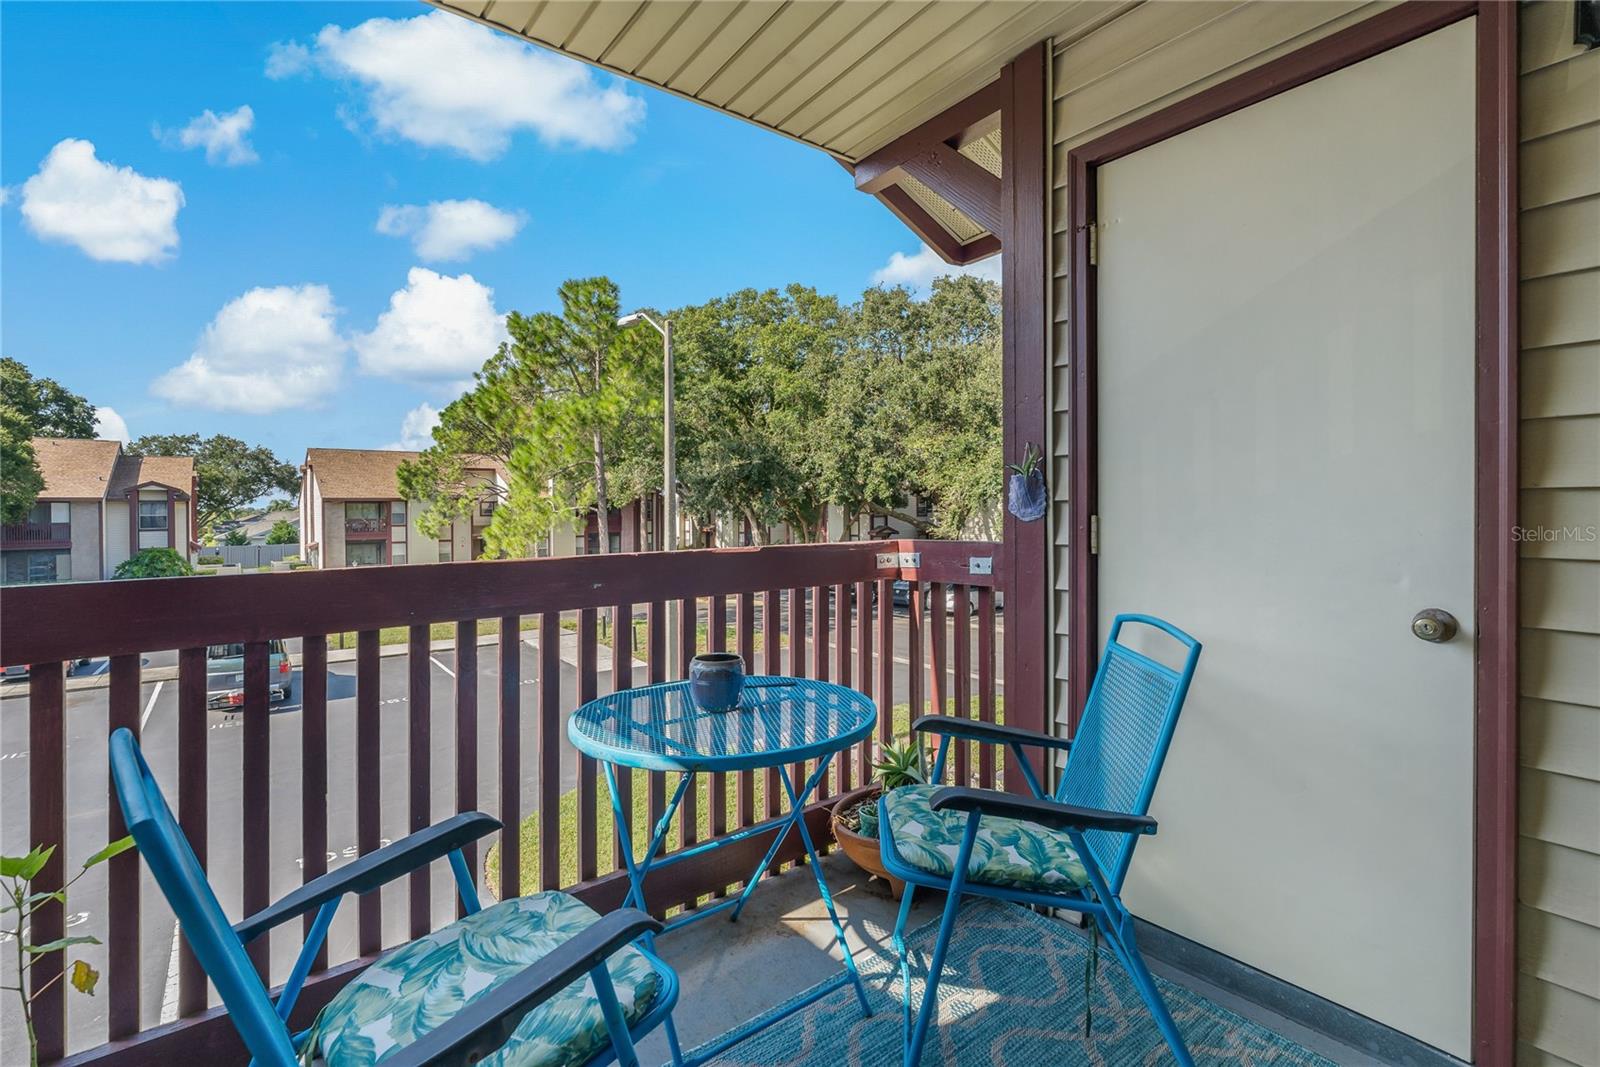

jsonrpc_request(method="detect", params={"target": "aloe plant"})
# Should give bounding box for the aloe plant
[2,837,133,1067]
[871,739,927,791]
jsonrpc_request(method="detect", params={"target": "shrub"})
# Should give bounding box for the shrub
[264,519,298,545]
[113,548,196,579]
[197,555,224,566]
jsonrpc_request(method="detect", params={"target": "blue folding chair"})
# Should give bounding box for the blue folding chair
[878,614,1202,1066]
[108,727,681,1067]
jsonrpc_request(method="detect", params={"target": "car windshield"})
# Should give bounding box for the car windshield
[207,640,284,659]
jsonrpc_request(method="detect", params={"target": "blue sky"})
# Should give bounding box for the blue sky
[1,2,989,461]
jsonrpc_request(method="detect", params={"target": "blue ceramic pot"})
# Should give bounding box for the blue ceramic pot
[689,653,746,712]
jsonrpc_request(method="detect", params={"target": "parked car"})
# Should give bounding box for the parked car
[206,640,294,709]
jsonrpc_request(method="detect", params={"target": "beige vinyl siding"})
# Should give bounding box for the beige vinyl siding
[1046,2,1599,1063]
[1516,4,1600,1063]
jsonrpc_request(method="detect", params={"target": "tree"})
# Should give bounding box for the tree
[0,359,95,523]
[402,277,659,557]
[0,409,44,525]
[125,434,297,534]
[265,519,297,545]
[0,358,96,439]
[811,276,1002,537]
[222,528,249,546]
[672,285,844,543]
[113,548,195,579]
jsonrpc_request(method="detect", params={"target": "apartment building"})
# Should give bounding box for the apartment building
[1,438,197,584]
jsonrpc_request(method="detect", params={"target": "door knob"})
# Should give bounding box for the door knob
[1411,609,1458,643]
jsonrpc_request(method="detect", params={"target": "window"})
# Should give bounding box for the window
[438,539,453,562]
[25,503,49,525]
[3,552,59,585]
[139,501,168,531]
[346,541,384,567]
[390,500,406,523]
[49,501,70,524]
[346,502,385,521]
[479,498,497,518]
[536,534,551,558]
[391,541,407,565]
[916,497,934,519]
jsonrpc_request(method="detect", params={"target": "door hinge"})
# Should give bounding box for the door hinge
[1089,514,1099,556]
[1087,222,1097,267]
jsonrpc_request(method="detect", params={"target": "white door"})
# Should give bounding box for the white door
[1093,20,1476,1057]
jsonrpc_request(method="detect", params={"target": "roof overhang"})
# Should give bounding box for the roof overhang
[426,1,1116,263]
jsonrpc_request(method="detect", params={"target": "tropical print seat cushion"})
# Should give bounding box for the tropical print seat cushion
[881,785,1090,893]
[310,891,662,1067]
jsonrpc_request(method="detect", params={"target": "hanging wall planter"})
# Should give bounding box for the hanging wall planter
[1007,443,1048,522]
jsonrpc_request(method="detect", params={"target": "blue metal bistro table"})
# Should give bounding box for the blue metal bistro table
[568,676,877,1064]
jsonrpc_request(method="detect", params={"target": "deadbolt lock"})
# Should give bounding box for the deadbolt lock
[1411,609,1459,644]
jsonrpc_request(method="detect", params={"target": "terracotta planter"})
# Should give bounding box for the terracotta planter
[830,785,905,900]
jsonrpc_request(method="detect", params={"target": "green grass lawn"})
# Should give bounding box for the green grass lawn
[483,699,1007,899]
[328,616,539,650]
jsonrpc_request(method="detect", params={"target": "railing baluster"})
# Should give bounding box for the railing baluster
[929,582,947,783]
[578,608,599,882]
[737,592,757,833]
[302,636,329,965]
[408,625,431,938]
[907,585,924,746]
[107,653,141,1038]
[978,586,997,790]
[953,587,972,788]
[538,612,561,891]
[357,631,381,954]
[176,647,207,1015]
[453,624,477,916]
[763,590,781,824]
[856,580,873,792]
[708,595,728,885]
[646,601,666,868]
[676,597,697,863]
[242,641,270,977]
[835,584,852,794]
[877,579,894,749]
[788,587,807,825]
[498,616,521,901]
[612,603,634,871]
[28,661,65,1062]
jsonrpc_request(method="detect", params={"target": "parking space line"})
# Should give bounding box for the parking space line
[429,656,455,677]
[140,681,165,731]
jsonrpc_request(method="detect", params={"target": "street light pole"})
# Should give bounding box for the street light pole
[662,317,676,553]
[620,309,680,659]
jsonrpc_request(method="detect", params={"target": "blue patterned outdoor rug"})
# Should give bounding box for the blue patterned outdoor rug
[692,899,1336,1066]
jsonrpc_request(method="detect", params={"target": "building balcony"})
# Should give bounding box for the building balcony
[1,521,71,549]
[343,517,388,536]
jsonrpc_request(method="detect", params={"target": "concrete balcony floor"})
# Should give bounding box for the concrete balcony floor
[634,853,1381,1066]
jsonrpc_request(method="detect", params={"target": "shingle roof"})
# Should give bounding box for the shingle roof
[304,448,419,500]
[29,438,121,499]
[107,454,195,498]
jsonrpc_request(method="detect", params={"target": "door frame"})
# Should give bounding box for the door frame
[1064,2,1517,1062]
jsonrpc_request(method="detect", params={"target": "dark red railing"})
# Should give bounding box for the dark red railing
[0,539,1004,1065]
[1,520,71,546]
[342,517,387,535]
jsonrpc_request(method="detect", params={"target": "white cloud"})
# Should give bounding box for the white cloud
[156,105,258,166]
[872,245,1002,296]
[355,267,507,382]
[264,40,311,79]
[153,284,345,413]
[0,187,10,206]
[376,199,526,261]
[274,11,644,160]
[386,402,441,451]
[94,406,130,444]
[19,139,183,264]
